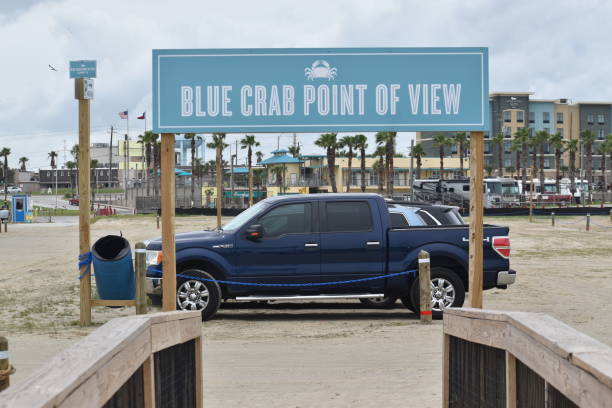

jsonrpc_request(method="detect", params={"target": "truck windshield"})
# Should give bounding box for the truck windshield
[485,182,502,194]
[221,200,269,232]
[501,183,519,194]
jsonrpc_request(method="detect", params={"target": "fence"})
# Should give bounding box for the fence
[0,311,202,408]
[443,308,612,407]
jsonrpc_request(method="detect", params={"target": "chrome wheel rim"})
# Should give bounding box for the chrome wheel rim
[177,280,210,311]
[430,278,455,312]
[368,296,391,304]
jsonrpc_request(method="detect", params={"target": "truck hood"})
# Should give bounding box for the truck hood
[146,230,233,250]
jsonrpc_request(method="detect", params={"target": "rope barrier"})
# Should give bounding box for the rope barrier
[78,252,93,280]
[176,269,417,288]
[589,221,612,229]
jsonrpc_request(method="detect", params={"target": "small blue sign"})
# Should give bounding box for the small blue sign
[70,60,97,78]
[153,48,488,133]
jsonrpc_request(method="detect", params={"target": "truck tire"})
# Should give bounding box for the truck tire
[176,269,221,321]
[400,296,415,312]
[410,267,465,320]
[359,296,398,308]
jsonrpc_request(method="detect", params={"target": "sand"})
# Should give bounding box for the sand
[1,214,611,407]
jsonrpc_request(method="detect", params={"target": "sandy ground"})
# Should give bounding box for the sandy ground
[1,214,611,407]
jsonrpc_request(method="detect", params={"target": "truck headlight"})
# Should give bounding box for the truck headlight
[146,250,163,266]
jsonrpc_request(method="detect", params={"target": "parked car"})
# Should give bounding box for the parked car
[146,193,516,320]
[6,186,22,193]
[69,197,80,206]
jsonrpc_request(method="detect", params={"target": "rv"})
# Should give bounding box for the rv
[412,178,521,208]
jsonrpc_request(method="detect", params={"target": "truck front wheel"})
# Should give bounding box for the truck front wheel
[409,267,465,319]
[176,269,222,321]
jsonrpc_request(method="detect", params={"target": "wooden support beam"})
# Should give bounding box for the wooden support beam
[442,333,450,408]
[161,133,176,312]
[468,131,484,308]
[143,355,156,408]
[216,145,222,229]
[77,82,92,326]
[506,351,517,408]
[195,336,204,408]
[135,241,148,315]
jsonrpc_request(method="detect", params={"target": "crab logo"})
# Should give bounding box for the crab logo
[304,60,337,81]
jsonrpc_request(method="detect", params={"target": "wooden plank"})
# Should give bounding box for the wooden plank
[151,316,202,353]
[135,241,148,314]
[143,356,156,408]
[506,352,517,408]
[60,329,151,407]
[571,350,612,389]
[443,307,509,322]
[418,250,431,323]
[443,313,508,349]
[141,310,201,325]
[468,131,484,308]
[78,93,92,326]
[91,299,137,307]
[216,144,222,229]
[442,334,449,408]
[161,133,176,312]
[194,336,203,408]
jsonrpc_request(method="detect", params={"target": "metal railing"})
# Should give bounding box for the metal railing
[443,308,612,407]
[0,311,203,408]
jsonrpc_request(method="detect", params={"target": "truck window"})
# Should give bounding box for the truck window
[390,213,409,228]
[258,203,312,238]
[325,201,372,232]
[416,209,440,226]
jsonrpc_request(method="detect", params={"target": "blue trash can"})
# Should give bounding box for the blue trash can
[92,235,135,300]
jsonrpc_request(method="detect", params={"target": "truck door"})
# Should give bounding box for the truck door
[319,200,385,292]
[233,201,320,290]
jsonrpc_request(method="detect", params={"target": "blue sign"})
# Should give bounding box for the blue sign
[153,48,488,133]
[69,60,97,78]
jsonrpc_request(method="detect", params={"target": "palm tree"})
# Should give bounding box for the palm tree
[528,137,539,195]
[566,139,579,203]
[207,133,228,226]
[315,133,339,193]
[66,161,76,197]
[70,144,80,195]
[270,165,287,193]
[534,130,550,194]
[19,157,28,171]
[287,145,301,158]
[252,168,265,198]
[560,165,569,178]
[596,140,611,205]
[373,145,386,194]
[183,133,202,206]
[1,147,10,200]
[510,138,523,180]
[138,130,157,195]
[454,132,468,177]
[375,132,397,195]
[549,132,564,194]
[432,134,452,179]
[485,165,494,177]
[514,128,530,195]
[411,143,425,180]
[353,134,368,192]
[48,151,58,169]
[492,133,505,177]
[151,134,161,195]
[240,134,260,206]
[580,129,597,203]
[255,151,264,164]
[339,135,357,192]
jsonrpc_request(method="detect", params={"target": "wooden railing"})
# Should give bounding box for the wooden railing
[0,311,202,408]
[443,308,612,408]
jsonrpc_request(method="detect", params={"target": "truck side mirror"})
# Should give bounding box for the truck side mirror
[246,224,263,240]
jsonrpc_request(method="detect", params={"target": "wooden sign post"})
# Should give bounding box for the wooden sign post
[161,133,177,311]
[468,131,484,308]
[76,78,92,326]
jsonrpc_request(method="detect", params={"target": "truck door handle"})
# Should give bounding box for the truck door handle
[366,241,380,246]
[304,243,319,248]
[462,237,490,243]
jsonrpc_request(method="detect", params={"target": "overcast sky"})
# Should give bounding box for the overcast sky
[1,0,612,170]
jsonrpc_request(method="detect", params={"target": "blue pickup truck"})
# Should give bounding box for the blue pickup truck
[145,193,516,320]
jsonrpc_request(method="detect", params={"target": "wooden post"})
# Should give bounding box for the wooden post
[216,145,222,229]
[506,351,517,408]
[143,356,155,408]
[77,79,92,326]
[586,212,590,231]
[468,131,484,308]
[0,336,13,392]
[156,214,160,229]
[442,333,450,407]
[195,336,204,408]
[418,250,431,323]
[551,212,555,227]
[161,133,176,312]
[135,241,147,315]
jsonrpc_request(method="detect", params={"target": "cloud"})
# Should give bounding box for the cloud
[0,0,611,169]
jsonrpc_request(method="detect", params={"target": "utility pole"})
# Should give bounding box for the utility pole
[109,126,113,189]
[230,142,235,204]
[124,134,128,200]
[410,138,415,201]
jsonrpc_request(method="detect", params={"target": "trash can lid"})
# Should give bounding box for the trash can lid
[92,235,131,260]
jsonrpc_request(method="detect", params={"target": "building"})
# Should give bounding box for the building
[39,168,119,190]
[175,134,206,166]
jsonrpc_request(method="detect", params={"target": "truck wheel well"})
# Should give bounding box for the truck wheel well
[430,256,468,291]
[177,260,228,296]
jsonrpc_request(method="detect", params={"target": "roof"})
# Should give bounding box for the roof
[260,155,303,165]
[271,148,289,154]
[225,167,249,174]
[301,154,326,158]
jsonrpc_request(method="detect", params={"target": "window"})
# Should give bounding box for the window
[529,112,535,123]
[516,111,524,123]
[544,159,551,169]
[504,158,512,167]
[543,112,550,123]
[462,185,469,192]
[587,114,594,125]
[504,141,512,153]
[529,127,535,136]
[556,112,563,124]
[557,128,564,138]
[416,210,440,226]
[325,201,372,232]
[258,203,311,237]
[390,213,409,228]
[503,126,511,137]
[598,114,605,125]
[46,171,50,177]
[599,128,605,139]
[484,141,490,154]
[503,111,511,122]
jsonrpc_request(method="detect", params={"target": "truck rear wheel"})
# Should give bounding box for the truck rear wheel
[359,296,398,308]
[410,267,465,320]
[400,296,415,312]
[176,269,221,321]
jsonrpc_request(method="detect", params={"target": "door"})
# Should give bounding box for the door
[319,200,385,292]
[233,201,320,292]
[14,197,25,222]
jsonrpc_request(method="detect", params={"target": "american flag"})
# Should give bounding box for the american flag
[118,110,128,119]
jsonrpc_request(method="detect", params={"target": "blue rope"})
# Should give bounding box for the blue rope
[78,252,93,280]
[176,269,416,287]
